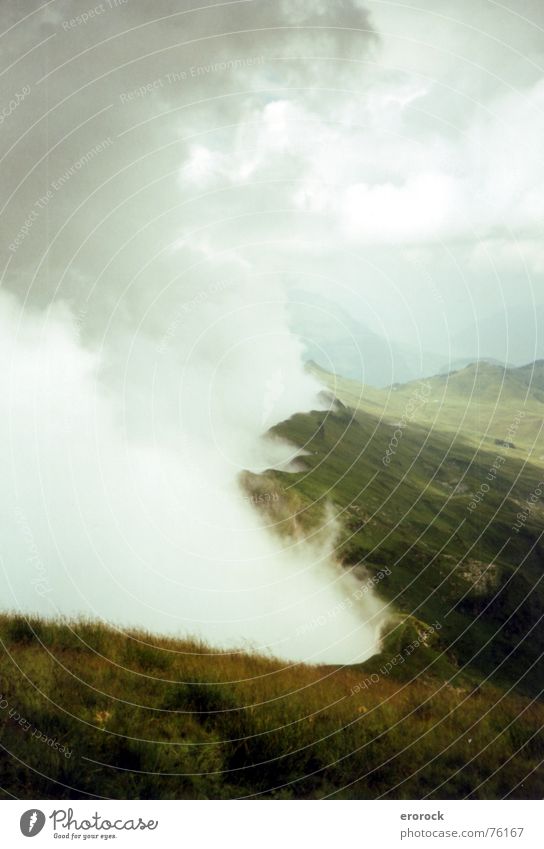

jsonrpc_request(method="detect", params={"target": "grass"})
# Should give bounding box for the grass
[0,614,542,799]
[263,398,544,698]
[2,364,543,799]
[307,359,544,461]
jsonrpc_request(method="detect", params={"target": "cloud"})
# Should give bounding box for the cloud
[2,0,544,660]
[0,0,386,656]
[0,290,385,662]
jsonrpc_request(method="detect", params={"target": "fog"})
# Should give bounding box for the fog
[1,0,543,659]
[0,282,389,662]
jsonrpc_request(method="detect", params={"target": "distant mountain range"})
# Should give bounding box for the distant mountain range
[395,358,544,404]
[263,358,544,705]
[437,356,509,374]
[289,291,544,387]
[288,290,446,386]
[306,358,544,459]
[450,304,544,366]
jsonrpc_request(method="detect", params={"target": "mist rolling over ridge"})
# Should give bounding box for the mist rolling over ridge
[1,0,391,663]
[2,0,544,806]
[1,0,544,666]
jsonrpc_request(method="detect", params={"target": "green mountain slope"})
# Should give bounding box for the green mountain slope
[307,359,544,460]
[250,370,544,699]
[0,615,542,799]
[1,362,543,800]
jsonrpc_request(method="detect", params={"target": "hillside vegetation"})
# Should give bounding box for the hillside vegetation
[0,614,542,799]
[256,387,544,698]
[307,359,544,460]
[1,362,543,799]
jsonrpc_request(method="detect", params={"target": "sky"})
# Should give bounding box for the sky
[0,0,542,656]
[2,0,543,362]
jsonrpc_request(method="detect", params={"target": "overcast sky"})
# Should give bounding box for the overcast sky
[2,0,543,363]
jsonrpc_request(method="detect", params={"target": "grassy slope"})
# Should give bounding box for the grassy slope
[262,400,544,698]
[1,364,543,799]
[0,614,543,799]
[308,360,544,461]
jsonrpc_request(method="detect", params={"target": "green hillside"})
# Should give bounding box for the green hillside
[1,362,543,799]
[255,383,544,699]
[307,360,544,461]
[0,614,542,799]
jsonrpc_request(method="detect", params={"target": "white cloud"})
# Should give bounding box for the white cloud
[0,285,385,663]
[3,0,544,659]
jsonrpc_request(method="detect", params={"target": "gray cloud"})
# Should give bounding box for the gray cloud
[0,0,386,661]
[0,0,542,657]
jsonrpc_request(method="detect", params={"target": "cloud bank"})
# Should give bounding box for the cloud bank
[2,0,543,656]
[0,0,389,662]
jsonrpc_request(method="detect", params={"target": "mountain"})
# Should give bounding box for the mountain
[288,290,446,386]
[288,289,544,385]
[306,359,544,460]
[3,360,544,800]
[1,612,541,798]
[450,304,544,366]
[437,356,509,374]
[514,359,544,392]
[261,389,544,700]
